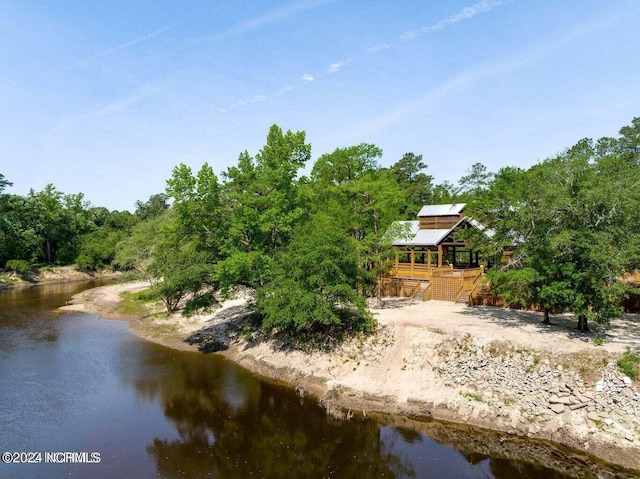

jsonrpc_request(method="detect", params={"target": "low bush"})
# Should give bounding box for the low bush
[5,259,30,274]
[617,348,640,380]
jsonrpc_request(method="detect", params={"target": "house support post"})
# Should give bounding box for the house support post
[410,250,415,277]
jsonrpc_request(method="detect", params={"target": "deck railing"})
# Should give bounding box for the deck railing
[384,264,484,302]
[389,263,483,279]
[422,283,433,301]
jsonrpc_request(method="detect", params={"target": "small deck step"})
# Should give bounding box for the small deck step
[456,291,471,305]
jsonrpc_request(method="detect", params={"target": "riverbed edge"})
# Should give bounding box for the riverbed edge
[219,345,640,475]
[61,282,640,474]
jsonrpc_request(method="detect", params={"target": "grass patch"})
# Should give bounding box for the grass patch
[555,350,611,383]
[593,336,604,346]
[617,348,640,380]
[147,322,180,336]
[118,290,155,316]
[460,391,483,402]
[0,274,18,284]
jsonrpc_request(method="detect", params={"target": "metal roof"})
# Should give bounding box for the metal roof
[417,203,466,217]
[389,204,489,247]
[390,220,453,246]
[393,228,452,246]
[390,215,490,246]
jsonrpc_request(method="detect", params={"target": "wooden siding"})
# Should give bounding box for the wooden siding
[418,215,462,230]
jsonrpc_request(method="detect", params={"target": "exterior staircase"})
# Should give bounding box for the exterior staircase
[380,266,483,303]
[456,290,471,305]
[411,281,430,302]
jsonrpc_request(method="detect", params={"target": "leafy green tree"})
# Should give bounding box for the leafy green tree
[471,119,640,330]
[76,208,138,271]
[56,192,93,264]
[0,194,40,265]
[218,125,311,287]
[166,162,224,253]
[311,143,381,187]
[311,145,405,303]
[76,228,126,271]
[457,162,493,200]
[28,184,64,264]
[389,152,434,217]
[114,211,174,280]
[0,176,16,264]
[149,243,217,314]
[135,193,169,221]
[430,180,458,204]
[256,213,372,346]
[105,210,137,230]
[349,170,406,306]
[25,185,92,265]
[0,173,12,193]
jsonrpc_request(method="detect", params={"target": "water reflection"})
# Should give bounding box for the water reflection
[0,280,110,350]
[125,349,407,478]
[0,282,637,479]
[127,346,598,479]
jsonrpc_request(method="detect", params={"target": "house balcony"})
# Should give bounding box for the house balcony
[387,262,484,280]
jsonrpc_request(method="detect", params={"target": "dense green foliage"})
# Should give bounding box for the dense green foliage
[256,214,372,344]
[2,118,639,345]
[467,119,640,328]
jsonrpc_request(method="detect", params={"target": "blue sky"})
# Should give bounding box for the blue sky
[2,0,639,211]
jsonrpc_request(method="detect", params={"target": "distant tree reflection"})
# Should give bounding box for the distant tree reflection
[129,351,409,478]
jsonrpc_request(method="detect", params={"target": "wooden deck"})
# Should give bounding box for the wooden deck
[381,264,484,303]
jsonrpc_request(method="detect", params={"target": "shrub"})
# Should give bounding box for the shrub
[617,348,640,380]
[5,259,30,274]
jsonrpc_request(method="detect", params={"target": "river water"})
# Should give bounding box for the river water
[0,281,632,478]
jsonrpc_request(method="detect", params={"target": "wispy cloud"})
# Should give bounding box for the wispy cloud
[40,79,169,149]
[354,13,618,138]
[401,0,510,41]
[301,73,315,82]
[368,43,390,54]
[327,59,351,73]
[231,94,268,109]
[275,85,295,95]
[81,22,181,62]
[215,0,334,39]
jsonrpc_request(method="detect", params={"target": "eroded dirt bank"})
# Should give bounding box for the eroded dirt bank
[61,282,640,473]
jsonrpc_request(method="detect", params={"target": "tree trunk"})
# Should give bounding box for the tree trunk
[541,307,550,324]
[376,270,383,309]
[46,239,51,264]
[576,315,591,332]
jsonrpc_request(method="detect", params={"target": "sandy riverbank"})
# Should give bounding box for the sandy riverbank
[0,266,120,289]
[61,282,640,472]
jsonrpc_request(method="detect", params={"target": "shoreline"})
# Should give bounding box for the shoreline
[61,281,640,473]
[0,266,120,290]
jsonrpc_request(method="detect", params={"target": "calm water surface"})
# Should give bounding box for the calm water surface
[0,282,631,478]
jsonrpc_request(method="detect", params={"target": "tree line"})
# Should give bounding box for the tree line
[1,118,639,342]
[466,118,640,332]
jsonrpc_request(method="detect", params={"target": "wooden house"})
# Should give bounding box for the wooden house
[381,203,486,302]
